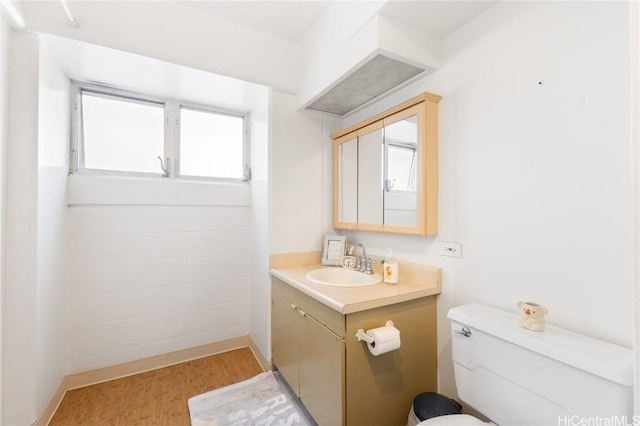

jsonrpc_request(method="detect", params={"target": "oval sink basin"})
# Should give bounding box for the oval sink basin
[306,267,382,287]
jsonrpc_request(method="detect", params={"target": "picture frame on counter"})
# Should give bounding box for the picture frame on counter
[322,235,346,266]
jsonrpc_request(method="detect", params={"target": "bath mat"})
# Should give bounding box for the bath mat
[188,371,315,426]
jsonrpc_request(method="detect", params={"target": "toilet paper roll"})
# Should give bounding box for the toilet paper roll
[366,325,401,356]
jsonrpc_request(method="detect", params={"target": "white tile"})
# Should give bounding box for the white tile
[67,301,248,357]
[200,229,250,256]
[68,175,251,208]
[70,206,250,236]
[66,202,253,373]
[162,302,249,339]
[67,278,248,325]
[66,323,248,374]
[69,254,247,296]
[70,232,204,266]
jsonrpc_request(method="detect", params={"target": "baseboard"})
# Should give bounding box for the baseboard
[33,380,67,426]
[33,335,268,426]
[249,338,272,372]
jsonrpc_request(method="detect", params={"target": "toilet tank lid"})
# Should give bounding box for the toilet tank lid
[447,303,633,386]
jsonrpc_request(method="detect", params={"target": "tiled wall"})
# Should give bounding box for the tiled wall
[67,205,251,374]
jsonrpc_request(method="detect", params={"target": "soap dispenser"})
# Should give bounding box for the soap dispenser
[382,249,399,284]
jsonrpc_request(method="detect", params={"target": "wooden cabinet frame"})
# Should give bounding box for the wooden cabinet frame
[332,92,441,236]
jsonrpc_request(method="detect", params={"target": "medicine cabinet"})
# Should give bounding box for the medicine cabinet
[332,92,441,236]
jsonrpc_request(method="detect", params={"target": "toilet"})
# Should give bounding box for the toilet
[413,303,634,425]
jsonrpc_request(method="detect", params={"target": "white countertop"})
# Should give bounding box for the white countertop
[270,264,441,314]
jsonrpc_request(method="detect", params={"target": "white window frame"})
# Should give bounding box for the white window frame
[70,81,251,183]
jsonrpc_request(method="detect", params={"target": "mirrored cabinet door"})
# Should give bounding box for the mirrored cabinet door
[333,132,358,229]
[356,122,383,231]
[383,107,419,229]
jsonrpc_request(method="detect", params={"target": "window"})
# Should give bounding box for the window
[81,92,165,174]
[179,107,245,180]
[72,82,250,182]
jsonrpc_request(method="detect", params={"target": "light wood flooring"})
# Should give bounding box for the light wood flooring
[49,347,263,426]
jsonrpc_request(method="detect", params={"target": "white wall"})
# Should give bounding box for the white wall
[0,13,10,423]
[66,179,252,373]
[247,86,270,361]
[4,31,41,425]
[36,40,69,415]
[3,32,68,425]
[634,0,640,413]
[269,90,339,256]
[264,89,339,361]
[342,1,634,398]
[298,1,386,107]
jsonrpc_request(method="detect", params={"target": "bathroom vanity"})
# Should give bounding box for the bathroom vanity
[271,263,441,426]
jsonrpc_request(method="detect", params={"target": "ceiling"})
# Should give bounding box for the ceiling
[178,1,331,42]
[380,1,499,40]
[178,1,499,43]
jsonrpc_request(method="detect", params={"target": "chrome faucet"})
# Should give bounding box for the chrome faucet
[348,243,374,274]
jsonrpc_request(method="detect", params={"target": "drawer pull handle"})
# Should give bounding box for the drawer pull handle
[290,303,297,310]
[298,309,307,317]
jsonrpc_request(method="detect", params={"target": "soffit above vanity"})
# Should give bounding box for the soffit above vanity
[305,53,432,116]
[298,1,498,116]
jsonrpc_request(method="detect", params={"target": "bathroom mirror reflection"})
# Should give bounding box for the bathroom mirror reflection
[337,136,358,226]
[357,123,384,228]
[383,115,417,227]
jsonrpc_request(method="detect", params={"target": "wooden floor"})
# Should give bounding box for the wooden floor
[49,347,263,426]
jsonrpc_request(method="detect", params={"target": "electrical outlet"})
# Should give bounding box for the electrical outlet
[441,242,462,258]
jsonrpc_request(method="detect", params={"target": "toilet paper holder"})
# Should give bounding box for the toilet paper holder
[355,320,395,344]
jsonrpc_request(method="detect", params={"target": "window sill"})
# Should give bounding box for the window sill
[67,174,251,207]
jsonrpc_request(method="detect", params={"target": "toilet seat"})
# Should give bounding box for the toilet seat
[417,414,489,425]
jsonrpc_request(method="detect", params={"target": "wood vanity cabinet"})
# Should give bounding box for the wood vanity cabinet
[272,278,345,426]
[271,277,438,426]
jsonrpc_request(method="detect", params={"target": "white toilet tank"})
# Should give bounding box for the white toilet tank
[448,304,634,426]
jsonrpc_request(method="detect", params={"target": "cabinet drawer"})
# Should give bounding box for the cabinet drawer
[272,278,344,335]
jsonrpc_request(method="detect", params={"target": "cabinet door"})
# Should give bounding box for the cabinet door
[299,310,345,426]
[357,122,384,231]
[382,102,436,235]
[271,293,300,396]
[334,132,358,229]
[383,106,419,229]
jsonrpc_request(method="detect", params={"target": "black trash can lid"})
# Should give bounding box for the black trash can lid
[413,392,463,421]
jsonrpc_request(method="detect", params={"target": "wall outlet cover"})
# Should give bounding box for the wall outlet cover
[441,242,462,258]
